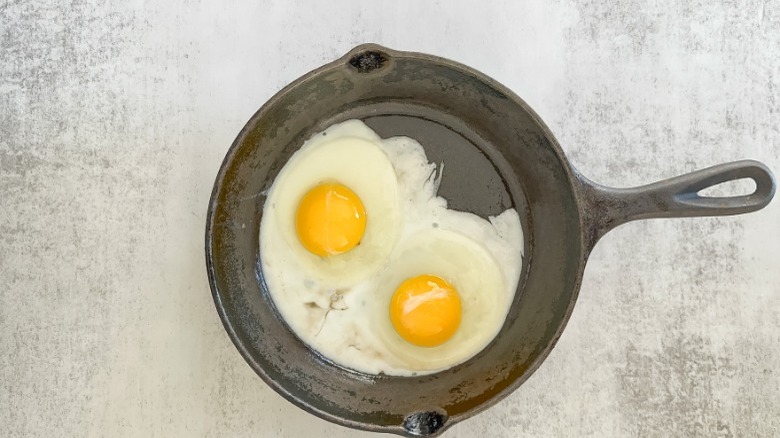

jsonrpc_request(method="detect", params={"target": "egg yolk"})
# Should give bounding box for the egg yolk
[390,275,462,347]
[296,182,367,257]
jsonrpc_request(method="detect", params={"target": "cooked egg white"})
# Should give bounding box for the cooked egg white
[262,121,401,287]
[260,119,523,376]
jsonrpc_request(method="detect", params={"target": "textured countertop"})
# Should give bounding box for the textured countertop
[2,1,779,437]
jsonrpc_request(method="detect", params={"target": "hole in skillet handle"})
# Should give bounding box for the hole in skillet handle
[696,177,757,198]
[403,411,448,437]
[348,49,389,73]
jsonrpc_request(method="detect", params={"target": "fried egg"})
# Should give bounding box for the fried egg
[260,119,523,376]
[262,121,401,287]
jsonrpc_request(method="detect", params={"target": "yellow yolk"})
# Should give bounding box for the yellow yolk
[389,275,462,347]
[296,182,367,257]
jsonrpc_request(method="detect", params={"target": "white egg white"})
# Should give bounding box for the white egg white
[373,229,507,372]
[262,120,401,287]
[260,120,524,376]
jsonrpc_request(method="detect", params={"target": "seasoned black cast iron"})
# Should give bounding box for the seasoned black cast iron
[205,44,776,437]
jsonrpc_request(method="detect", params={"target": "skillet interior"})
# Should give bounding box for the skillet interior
[206,46,585,435]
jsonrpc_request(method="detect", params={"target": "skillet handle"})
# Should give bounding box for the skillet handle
[578,160,776,250]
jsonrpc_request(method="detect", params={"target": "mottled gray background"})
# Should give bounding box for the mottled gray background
[1,1,779,437]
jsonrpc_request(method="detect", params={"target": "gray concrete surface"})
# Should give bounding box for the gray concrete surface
[1,1,779,437]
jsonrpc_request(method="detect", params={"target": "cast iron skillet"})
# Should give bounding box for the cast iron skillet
[206,44,776,437]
